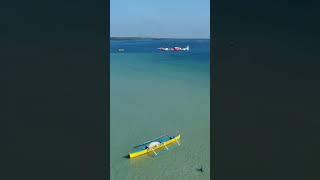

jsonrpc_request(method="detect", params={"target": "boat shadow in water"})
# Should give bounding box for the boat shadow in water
[122,155,130,159]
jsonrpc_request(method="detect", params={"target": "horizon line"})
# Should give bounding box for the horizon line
[110,36,210,40]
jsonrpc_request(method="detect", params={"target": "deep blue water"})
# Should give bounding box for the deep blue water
[111,39,209,55]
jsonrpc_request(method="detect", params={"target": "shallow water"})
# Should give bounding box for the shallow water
[110,39,210,180]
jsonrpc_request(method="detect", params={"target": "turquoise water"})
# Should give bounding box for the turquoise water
[110,40,210,180]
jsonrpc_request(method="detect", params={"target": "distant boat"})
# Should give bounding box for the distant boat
[118,49,125,52]
[157,45,189,52]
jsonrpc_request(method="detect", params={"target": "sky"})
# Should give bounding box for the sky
[110,0,210,39]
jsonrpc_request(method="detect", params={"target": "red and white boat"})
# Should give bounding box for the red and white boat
[157,45,189,51]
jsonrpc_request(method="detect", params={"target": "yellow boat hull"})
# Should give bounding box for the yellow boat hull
[129,134,181,159]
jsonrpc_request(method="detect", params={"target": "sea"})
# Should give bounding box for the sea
[110,39,210,180]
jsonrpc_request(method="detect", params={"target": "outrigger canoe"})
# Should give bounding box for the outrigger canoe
[129,134,181,159]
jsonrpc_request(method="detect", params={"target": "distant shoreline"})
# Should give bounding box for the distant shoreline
[110,37,210,40]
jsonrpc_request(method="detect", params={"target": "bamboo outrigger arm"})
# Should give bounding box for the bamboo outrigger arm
[175,139,180,146]
[151,148,157,156]
[134,134,169,148]
[164,143,169,150]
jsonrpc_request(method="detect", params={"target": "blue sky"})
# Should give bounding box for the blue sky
[110,0,210,38]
